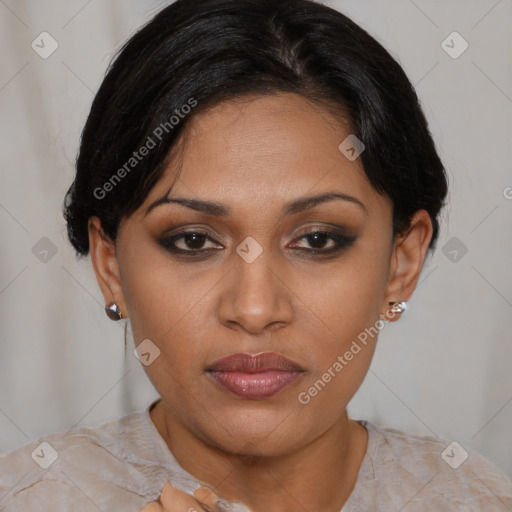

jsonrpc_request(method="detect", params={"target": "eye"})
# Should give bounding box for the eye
[289,229,358,255]
[158,230,222,255]
[158,227,358,259]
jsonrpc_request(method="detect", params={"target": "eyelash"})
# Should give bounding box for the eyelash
[158,229,357,258]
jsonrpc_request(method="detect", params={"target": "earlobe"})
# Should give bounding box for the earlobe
[88,216,128,320]
[381,210,433,321]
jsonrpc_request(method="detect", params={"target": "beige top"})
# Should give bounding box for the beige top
[1,398,511,511]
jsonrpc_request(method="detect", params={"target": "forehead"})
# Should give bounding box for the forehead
[139,93,390,220]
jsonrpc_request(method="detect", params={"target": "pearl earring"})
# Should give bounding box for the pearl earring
[388,301,407,315]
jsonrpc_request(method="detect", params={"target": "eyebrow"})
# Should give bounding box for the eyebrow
[144,191,367,217]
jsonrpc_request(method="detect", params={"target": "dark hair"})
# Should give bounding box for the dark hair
[63,0,448,259]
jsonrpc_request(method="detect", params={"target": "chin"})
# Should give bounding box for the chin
[206,416,304,458]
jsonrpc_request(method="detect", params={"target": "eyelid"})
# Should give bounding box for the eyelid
[289,229,357,250]
[158,224,357,256]
[160,229,222,248]
[290,223,353,240]
[161,225,226,243]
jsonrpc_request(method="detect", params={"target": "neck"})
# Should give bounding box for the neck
[150,400,368,512]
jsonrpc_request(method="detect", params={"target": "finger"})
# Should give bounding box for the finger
[193,486,220,511]
[140,502,164,512]
[160,481,208,511]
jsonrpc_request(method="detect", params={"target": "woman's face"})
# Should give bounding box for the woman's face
[90,92,431,456]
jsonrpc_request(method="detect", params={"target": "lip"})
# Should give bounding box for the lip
[207,352,305,372]
[206,352,305,400]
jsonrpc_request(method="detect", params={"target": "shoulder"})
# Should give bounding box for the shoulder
[358,420,512,511]
[0,408,162,512]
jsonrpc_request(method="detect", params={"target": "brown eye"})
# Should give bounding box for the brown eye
[290,230,358,254]
[158,230,220,255]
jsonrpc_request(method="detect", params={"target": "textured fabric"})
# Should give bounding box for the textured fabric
[1,398,511,511]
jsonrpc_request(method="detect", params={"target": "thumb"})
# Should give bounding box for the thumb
[194,486,220,510]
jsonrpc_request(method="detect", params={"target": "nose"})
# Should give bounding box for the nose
[217,251,294,335]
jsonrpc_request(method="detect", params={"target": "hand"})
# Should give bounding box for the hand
[141,482,219,512]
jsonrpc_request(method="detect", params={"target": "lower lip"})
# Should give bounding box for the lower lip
[207,370,303,399]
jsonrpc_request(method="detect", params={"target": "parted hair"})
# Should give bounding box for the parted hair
[63,0,448,258]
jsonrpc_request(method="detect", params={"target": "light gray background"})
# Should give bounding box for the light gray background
[1,0,511,479]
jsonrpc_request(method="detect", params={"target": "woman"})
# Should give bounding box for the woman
[1,0,511,510]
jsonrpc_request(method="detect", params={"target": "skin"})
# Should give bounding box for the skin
[140,483,219,511]
[88,92,433,512]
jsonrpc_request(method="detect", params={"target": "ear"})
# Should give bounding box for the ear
[88,216,129,319]
[381,209,433,322]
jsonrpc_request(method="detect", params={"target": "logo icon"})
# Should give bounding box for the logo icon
[338,134,365,161]
[442,236,468,263]
[441,32,469,59]
[134,339,161,366]
[236,236,263,263]
[441,441,469,469]
[31,32,59,59]
[32,237,58,263]
[31,441,59,469]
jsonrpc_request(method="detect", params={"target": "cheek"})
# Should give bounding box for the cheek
[303,245,389,341]
[295,238,390,393]
[293,260,387,426]
[118,241,193,340]
[118,246,216,387]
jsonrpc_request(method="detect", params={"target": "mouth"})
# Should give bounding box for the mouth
[205,352,305,400]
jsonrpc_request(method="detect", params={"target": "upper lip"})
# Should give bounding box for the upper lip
[206,352,305,373]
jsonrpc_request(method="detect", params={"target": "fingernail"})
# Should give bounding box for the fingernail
[194,485,219,509]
